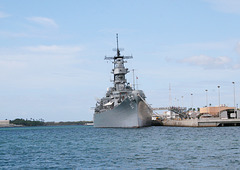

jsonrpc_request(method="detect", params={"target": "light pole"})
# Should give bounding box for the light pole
[191,93,193,111]
[232,82,236,118]
[205,89,208,113]
[218,86,220,117]
[232,82,235,107]
[169,83,172,107]
[205,89,208,107]
[181,96,184,108]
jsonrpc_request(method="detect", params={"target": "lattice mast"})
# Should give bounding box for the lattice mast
[104,34,133,91]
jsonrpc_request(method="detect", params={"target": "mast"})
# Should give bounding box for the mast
[132,69,135,90]
[104,34,133,91]
[116,33,120,57]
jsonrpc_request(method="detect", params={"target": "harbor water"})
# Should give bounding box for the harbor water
[1,125,240,169]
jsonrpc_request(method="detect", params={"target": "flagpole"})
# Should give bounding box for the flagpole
[136,76,138,90]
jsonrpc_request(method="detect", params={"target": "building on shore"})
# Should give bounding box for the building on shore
[0,120,10,127]
[200,105,239,119]
[0,120,9,124]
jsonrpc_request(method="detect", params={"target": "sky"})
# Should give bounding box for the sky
[0,0,240,121]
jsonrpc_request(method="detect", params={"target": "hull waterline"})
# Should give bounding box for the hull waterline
[94,96,152,128]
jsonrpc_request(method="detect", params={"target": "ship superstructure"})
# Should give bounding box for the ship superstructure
[94,34,152,128]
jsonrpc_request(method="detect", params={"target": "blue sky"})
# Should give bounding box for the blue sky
[0,0,240,121]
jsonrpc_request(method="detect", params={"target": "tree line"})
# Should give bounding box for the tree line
[10,118,45,126]
[10,118,93,126]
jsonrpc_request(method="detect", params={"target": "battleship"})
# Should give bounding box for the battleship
[94,34,152,128]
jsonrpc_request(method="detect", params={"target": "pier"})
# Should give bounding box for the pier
[151,106,240,127]
[161,118,240,127]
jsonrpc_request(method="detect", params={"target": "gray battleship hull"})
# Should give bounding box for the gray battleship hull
[94,96,152,128]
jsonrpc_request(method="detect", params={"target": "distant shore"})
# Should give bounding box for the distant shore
[0,119,93,128]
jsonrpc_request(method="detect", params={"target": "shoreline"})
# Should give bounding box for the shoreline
[0,120,93,128]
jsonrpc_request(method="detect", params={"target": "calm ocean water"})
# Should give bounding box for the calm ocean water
[1,125,240,169]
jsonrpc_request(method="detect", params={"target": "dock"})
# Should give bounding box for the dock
[152,118,240,127]
[151,105,240,127]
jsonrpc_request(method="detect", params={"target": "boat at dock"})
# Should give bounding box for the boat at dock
[93,34,152,128]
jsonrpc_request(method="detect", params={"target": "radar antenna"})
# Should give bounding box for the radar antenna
[104,33,133,60]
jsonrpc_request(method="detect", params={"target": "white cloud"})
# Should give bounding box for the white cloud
[0,44,99,89]
[0,31,28,38]
[0,11,10,18]
[178,41,230,50]
[236,42,240,54]
[181,55,232,69]
[0,60,26,69]
[23,45,82,54]
[158,40,235,63]
[27,17,58,28]
[205,0,240,14]
[0,45,84,75]
[232,63,240,69]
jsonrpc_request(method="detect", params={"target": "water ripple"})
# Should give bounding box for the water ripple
[1,126,240,169]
